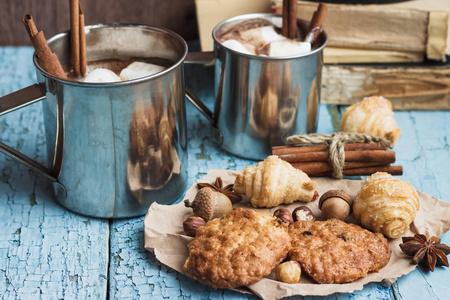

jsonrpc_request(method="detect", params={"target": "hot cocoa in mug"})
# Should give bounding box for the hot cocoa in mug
[0,24,190,218]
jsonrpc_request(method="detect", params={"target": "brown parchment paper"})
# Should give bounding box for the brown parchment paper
[144,169,450,299]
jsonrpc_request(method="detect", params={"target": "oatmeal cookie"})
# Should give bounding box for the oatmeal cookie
[288,219,391,284]
[184,207,291,289]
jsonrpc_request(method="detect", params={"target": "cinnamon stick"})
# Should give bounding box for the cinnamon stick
[278,150,395,164]
[23,14,38,39]
[292,161,391,175]
[22,14,67,79]
[288,0,297,39]
[282,0,289,38]
[305,3,328,45]
[272,143,387,156]
[310,166,403,177]
[70,0,80,77]
[79,1,87,76]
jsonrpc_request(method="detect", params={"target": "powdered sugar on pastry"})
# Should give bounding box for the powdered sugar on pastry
[353,172,419,239]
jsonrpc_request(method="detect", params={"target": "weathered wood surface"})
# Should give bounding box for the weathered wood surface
[0,47,109,298]
[1,46,450,299]
[0,0,198,46]
[321,64,450,110]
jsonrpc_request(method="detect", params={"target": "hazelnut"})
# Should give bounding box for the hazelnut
[273,208,294,224]
[183,216,206,237]
[319,190,354,221]
[275,261,302,284]
[184,187,233,221]
[292,206,316,222]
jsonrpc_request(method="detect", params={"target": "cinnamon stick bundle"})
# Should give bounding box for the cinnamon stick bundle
[271,142,402,177]
[22,14,67,79]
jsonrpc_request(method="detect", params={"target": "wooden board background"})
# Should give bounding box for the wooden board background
[0,0,199,46]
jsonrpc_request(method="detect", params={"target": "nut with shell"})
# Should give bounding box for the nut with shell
[292,206,316,222]
[273,208,294,224]
[275,261,302,284]
[183,216,206,237]
[184,187,233,221]
[319,190,354,221]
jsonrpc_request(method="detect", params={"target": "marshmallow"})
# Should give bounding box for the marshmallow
[84,68,121,83]
[268,40,311,57]
[120,62,166,81]
[221,39,255,55]
[240,26,285,49]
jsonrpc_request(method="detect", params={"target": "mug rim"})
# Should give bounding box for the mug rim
[33,23,188,87]
[212,13,329,60]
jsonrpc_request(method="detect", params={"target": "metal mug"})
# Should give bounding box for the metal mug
[0,24,190,218]
[187,13,329,160]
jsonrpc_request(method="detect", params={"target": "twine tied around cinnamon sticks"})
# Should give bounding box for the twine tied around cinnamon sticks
[281,132,394,179]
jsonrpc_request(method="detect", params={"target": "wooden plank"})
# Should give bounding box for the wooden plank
[0,0,198,46]
[323,47,424,64]
[390,111,450,299]
[321,64,450,110]
[0,47,109,298]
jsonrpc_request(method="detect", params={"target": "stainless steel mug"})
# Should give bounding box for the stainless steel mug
[187,13,328,160]
[0,24,189,218]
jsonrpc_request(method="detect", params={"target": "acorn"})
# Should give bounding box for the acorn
[319,190,354,221]
[184,187,233,221]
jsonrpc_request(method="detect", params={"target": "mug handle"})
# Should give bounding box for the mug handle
[0,83,63,182]
[184,50,225,145]
[184,51,216,124]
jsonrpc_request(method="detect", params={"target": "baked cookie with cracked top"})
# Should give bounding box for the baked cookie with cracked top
[184,207,291,289]
[288,219,391,284]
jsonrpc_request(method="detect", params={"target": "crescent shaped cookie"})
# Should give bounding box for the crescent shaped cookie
[234,155,317,208]
[353,172,420,239]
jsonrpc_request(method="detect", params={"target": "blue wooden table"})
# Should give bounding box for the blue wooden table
[1,46,449,299]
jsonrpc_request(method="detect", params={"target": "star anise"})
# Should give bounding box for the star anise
[399,233,450,272]
[197,177,242,203]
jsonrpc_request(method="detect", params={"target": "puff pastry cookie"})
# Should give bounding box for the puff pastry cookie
[234,155,317,208]
[353,172,420,239]
[341,96,401,144]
